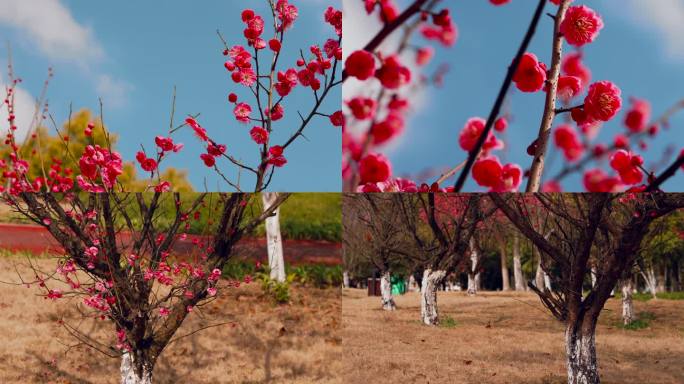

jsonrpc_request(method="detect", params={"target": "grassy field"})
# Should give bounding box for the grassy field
[0,254,342,383]
[0,193,341,242]
[342,289,684,384]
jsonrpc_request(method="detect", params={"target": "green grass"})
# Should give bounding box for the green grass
[439,316,458,329]
[615,292,684,301]
[619,311,656,330]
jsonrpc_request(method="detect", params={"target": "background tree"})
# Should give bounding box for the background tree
[393,194,494,325]
[342,194,411,310]
[0,109,193,193]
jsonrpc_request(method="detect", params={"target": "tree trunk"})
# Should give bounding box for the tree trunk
[467,273,478,295]
[262,193,286,283]
[640,266,658,299]
[408,274,418,292]
[534,252,545,292]
[672,260,681,291]
[513,234,525,291]
[657,266,666,293]
[500,244,511,291]
[343,270,350,288]
[468,240,480,295]
[565,322,600,384]
[621,278,635,326]
[380,271,396,311]
[120,352,153,384]
[590,266,597,288]
[421,269,446,325]
[544,273,552,291]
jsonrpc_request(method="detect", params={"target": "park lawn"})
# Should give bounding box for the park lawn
[0,254,342,383]
[342,289,684,384]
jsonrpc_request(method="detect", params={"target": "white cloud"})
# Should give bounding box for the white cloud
[96,74,134,109]
[0,0,103,62]
[0,0,133,115]
[0,76,38,142]
[611,0,684,62]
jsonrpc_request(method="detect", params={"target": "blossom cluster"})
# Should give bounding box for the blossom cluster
[342,0,682,192]
[343,2,457,193]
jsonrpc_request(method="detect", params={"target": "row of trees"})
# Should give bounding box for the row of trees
[343,193,684,384]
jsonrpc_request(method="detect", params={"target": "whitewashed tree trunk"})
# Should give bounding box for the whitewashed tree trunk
[421,269,446,325]
[500,244,511,291]
[565,325,600,384]
[120,352,153,384]
[408,275,418,292]
[640,267,658,298]
[646,268,658,298]
[468,239,480,296]
[621,279,635,326]
[343,270,350,288]
[380,271,396,311]
[262,193,285,283]
[590,266,597,288]
[467,273,478,295]
[513,234,525,291]
[544,273,552,291]
[535,257,545,291]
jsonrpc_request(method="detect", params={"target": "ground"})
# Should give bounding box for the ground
[0,255,342,383]
[342,288,684,384]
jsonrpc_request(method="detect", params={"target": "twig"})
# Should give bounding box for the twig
[454,0,549,192]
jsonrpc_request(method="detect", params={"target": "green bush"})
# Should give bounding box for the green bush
[222,260,342,288]
[288,265,343,288]
[256,269,291,304]
[619,312,656,330]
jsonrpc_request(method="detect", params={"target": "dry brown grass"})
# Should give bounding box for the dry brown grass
[0,255,342,383]
[342,288,684,384]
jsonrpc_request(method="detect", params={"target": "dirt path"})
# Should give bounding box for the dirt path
[342,289,684,384]
[0,256,342,383]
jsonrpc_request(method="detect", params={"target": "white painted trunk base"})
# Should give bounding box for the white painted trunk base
[421,269,446,325]
[343,271,350,288]
[513,235,525,291]
[640,267,658,299]
[621,279,635,325]
[380,271,396,311]
[565,327,600,384]
[544,273,552,291]
[500,246,511,291]
[468,240,480,295]
[262,193,285,283]
[535,257,545,291]
[120,353,152,384]
[467,273,479,296]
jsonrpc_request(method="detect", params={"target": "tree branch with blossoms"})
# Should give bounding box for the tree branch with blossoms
[342,0,684,193]
[3,191,290,383]
[181,0,342,192]
[343,0,456,192]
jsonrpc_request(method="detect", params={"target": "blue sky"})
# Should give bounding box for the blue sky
[0,0,341,192]
[349,0,684,192]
